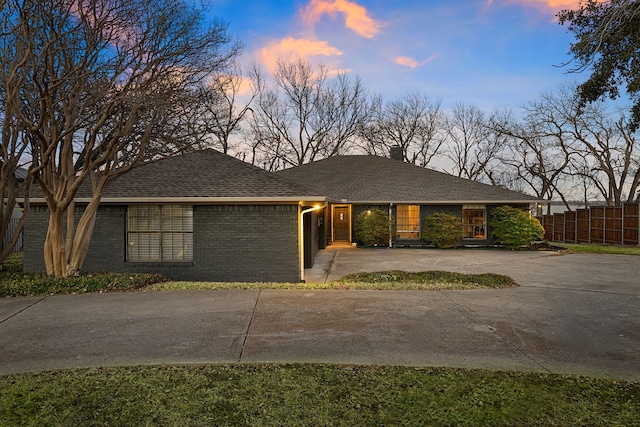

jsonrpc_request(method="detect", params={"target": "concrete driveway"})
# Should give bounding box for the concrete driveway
[1,248,639,380]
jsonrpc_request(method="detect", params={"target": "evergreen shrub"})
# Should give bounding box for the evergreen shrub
[490,206,545,249]
[422,212,462,248]
[354,208,392,246]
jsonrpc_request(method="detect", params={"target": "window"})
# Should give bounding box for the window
[396,205,421,239]
[462,205,485,239]
[127,205,193,262]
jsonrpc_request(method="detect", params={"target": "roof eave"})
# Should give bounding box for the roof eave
[20,196,332,204]
[337,199,543,205]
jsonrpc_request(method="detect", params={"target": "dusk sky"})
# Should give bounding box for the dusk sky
[206,0,587,111]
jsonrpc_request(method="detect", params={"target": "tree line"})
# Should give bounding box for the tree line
[2,0,639,273]
[206,59,640,211]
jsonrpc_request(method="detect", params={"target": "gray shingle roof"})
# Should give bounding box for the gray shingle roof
[276,155,539,203]
[81,149,324,201]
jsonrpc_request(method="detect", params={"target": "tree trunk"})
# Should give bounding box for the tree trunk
[67,195,102,275]
[44,208,68,277]
[42,194,104,277]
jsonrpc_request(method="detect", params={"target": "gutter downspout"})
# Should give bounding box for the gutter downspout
[389,203,393,248]
[299,202,328,282]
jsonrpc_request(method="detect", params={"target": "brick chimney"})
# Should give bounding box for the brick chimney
[390,145,404,161]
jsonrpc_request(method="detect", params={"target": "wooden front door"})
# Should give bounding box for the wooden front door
[333,206,350,242]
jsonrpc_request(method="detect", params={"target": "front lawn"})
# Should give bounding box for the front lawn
[0,364,637,426]
[554,243,640,255]
[1,251,516,296]
[0,253,167,297]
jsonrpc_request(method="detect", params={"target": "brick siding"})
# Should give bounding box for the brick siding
[23,204,301,282]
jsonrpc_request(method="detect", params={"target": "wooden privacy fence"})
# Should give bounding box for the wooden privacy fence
[538,204,640,246]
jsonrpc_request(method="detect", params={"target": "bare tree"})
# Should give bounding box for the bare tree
[3,0,239,276]
[0,123,32,264]
[490,107,573,213]
[494,85,640,208]
[193,63,255,155]
[1,1,35,263]
[247,59,372,170]
[530,84,640,206]
[359,91,446,167]
[566,103,640,205]
[444,103,503,182]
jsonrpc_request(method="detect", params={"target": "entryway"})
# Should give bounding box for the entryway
[332,205,351,242]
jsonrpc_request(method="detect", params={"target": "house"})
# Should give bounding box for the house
[22,150,328,282]
[22,149,539,282]
[275,152,540,249]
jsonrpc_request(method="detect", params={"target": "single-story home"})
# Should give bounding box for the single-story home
[22,150,328,282]
[275,149,540,250]
[22,148,540,282]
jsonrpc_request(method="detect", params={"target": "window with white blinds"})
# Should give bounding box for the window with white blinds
[127,205,193,262]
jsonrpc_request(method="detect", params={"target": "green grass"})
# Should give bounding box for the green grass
[0,364,637,426]
[0,269,513,296]
[0,251,23,272]
[337,270,517,289]
[0,271,167,297]
[1,252,169,297]
[148,271,516,291]
[554,243,640,255]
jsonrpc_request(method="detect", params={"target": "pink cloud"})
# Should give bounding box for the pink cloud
[521,0,586,9]
[259,37,343,71]
[486,0,595,12]
[395,54,440,69]
[301,0,385,38]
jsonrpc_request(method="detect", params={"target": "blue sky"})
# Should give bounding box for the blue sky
[205,0,584,111]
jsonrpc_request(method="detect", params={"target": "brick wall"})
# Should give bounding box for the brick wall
[23,204,301,282]
[193,205,299,282]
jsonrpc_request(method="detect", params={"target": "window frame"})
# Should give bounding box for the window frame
[462,205,486,239]
[396,204,421,240]
[127,205,194,262]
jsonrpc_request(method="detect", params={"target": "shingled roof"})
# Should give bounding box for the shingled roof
[276,155,539,204]
[72,149,325,202]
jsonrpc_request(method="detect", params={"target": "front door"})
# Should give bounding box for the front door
[333,206,350,242]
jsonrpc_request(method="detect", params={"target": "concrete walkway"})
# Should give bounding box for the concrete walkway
[1,248,639,380]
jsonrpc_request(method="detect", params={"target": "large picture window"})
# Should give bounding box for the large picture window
[396,205,421,239]
[462,205,485,239]
[127,205,193,262]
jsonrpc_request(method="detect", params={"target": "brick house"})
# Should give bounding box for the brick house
[22,149,539,282]
[276,152,540,249]
[23,150,327,282]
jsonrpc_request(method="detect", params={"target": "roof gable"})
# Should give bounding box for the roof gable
[276,155,538,203]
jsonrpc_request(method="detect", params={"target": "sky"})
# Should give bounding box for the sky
[204,0,588,112]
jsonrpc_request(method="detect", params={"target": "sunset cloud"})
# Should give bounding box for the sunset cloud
[395,53,440,69]
[486,0,587,12]
[485,0,584,13]
[521,0,584,9]
[301,0,385,38]
[258,37,343,71]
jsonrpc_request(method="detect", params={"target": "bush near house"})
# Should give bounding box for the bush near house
[490,206,545,249]
[354,208,393,246]
[422,212,462,248]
